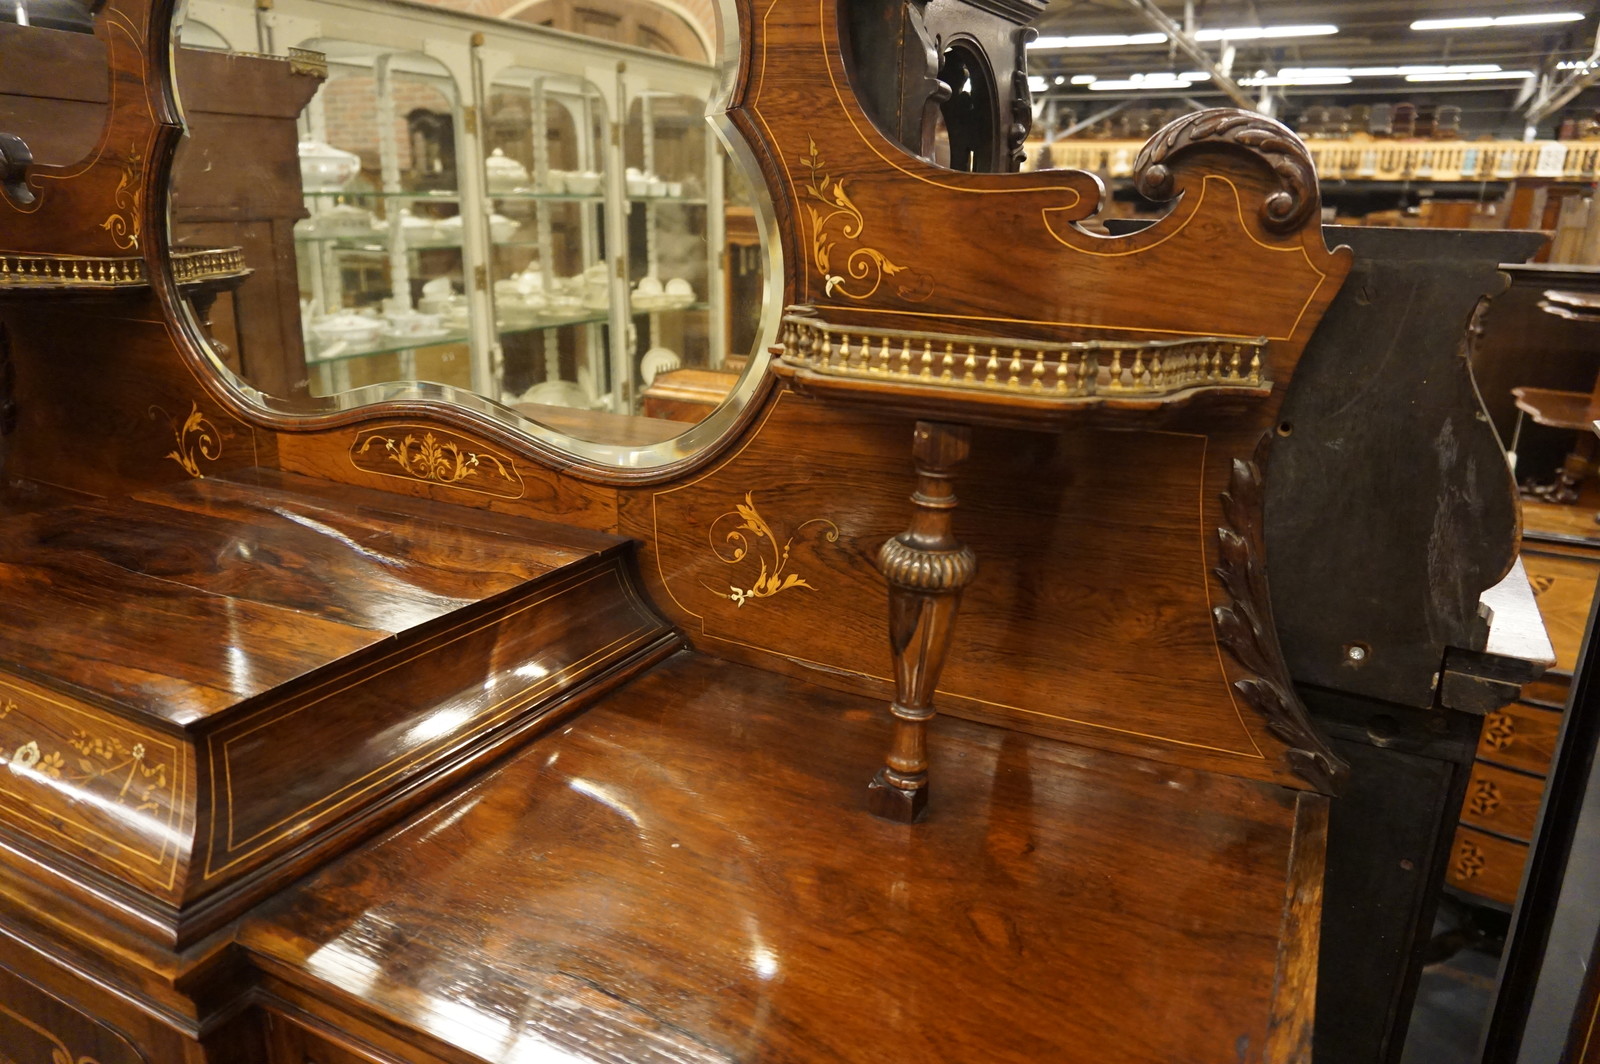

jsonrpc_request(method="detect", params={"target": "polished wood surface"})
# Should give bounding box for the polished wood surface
[244,651,1325,1064]
[0,467,674,933]
[638,368,740,423]
[1480,702,1565,775]
[0,469,611,723]
[0,0,1551,1060]
[170,47,322,397]
[1447,825,1530,906]
[1459,761,1548,842]
[1514,385,1600,431]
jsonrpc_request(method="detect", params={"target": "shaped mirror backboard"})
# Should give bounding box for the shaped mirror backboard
[169,0,772,462]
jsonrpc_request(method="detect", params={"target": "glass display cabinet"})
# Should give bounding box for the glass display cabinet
[176,0,759,443]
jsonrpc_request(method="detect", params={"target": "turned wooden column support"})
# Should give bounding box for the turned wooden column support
[868,420,978,823]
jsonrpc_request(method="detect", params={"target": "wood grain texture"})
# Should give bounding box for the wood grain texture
[0,295,273,496]
[243,651,1319,1064]
[0,0,165,258]
[1445,825,1528,905]
[622,387,1312,788]
[1458,762,1547,843]
[749,3,1348,349]
[1523,546,1600,675]
[276,428,617,532]
[0,469,672,931]
[1479,703,1564,775]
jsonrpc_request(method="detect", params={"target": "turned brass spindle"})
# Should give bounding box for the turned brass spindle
[869,421,978,824]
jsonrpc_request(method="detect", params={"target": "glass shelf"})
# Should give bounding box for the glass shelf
[296,234,466,250]
[491,191,606,204]
[497,309,611,333]
[307,330,470,364]
[304,189,462,202]
[630,300,709,315]
[628,195,707,206]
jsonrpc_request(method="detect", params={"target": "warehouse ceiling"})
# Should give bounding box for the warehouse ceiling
[1026,0,1600,132]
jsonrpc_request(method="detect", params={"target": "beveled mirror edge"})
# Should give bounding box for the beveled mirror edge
[147,0,792,485]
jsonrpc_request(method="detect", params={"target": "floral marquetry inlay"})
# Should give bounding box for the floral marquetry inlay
[100,147,143,252]
[0,727,172,816]
[350,426,525,499]
[1453,839,1487,881]
[706,492,839,607]
[160,401,223,478]
[802,138,933,303]
[0,680,186,892]
[1482,711,1517,751]
[1468,779,1504,818]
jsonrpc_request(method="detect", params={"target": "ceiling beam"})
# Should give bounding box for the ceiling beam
[1118,0,1256,110]
[1526,42,1600,125]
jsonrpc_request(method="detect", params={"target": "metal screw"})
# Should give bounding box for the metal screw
[1344,644,1368,663]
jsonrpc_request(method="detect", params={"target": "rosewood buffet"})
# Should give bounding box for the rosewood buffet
[0,0,1550,1062]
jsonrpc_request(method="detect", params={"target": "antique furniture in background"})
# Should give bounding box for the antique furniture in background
[169,46,324,397]
[842,0,1041,170]
[0,1,1552,1062]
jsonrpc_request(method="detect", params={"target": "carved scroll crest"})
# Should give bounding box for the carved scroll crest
[1213,439,1347,792]
[1133,110,1317,234]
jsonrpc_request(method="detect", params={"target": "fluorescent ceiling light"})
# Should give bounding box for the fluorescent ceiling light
[1087,72,1207,91]
[1405,69,1536,81]
[1238,75,1355,86]
[1412,13,1583,30]
[1070,74,1097,84]
[1028,75,1049,92]
[1192,24,1339,41]
[1278,64,1502,77]
[1030,33,1168,48]
[1030,24,1334,49]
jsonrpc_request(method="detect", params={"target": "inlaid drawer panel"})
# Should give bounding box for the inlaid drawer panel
[1447,826,1529,905]
[0,674,192,900]
[1477,703,1563,776]
[1459,763,1546,842]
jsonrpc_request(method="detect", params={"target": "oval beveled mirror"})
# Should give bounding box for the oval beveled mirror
[168,0,776,466]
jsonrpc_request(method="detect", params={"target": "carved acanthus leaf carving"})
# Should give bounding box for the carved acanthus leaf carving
[1212,439,1348,792]
[1132,109,1317,234]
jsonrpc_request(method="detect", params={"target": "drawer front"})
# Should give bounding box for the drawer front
[1447,826,1529,905]
[266,1011,391,1064]
[0,963,147,1064]
[1524,549,1600,675]
[1459,763,1547,841]
[1522,676,1571,709]
[1478,703,1563,776]
[0,674,192,900]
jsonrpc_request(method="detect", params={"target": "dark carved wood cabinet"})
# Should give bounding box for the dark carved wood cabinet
[0,1,1551,1062]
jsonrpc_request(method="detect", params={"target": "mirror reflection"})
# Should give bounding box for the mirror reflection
[170,0,769,456]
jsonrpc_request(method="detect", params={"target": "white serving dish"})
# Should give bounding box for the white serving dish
[486,148,531,193]
[299,139,361,192]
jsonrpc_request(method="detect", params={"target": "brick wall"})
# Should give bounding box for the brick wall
[323,71,454,179]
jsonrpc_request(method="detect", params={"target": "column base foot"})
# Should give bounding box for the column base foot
[867,770,929,823]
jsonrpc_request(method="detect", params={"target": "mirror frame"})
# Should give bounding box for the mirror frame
[149,0,786,484]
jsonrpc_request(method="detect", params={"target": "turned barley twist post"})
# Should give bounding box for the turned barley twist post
[868,420,978,823]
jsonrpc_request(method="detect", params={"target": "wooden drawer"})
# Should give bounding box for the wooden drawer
[1521,675,1571,709]
[1523,548,1600,675]
[1478,703,1563,776]
[1459,762,1547,842]
[265,1010,401,1064]
[1447,826,1530,906]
